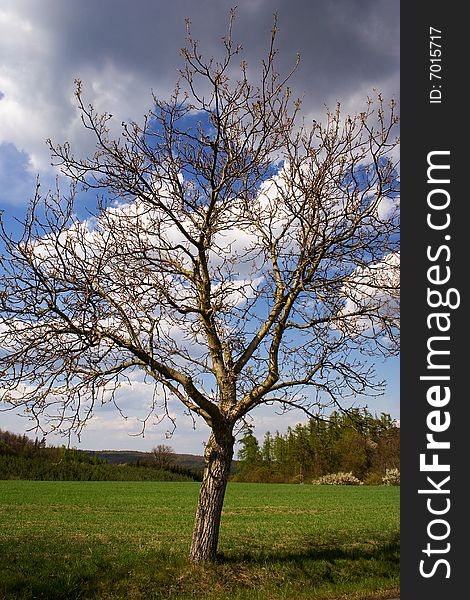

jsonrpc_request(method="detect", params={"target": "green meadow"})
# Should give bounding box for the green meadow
[0,481,399,599]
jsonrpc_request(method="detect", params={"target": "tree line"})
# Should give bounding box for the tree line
[0,430,201,481]
[233,409,399,484]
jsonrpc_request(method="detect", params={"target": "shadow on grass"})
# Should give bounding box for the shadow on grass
[217,533,400,566]
[0,535,400,600]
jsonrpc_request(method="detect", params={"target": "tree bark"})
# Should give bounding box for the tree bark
[189,427,234,562]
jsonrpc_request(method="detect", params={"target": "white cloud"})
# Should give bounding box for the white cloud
[0,4,164,174]
[337,252,400,343]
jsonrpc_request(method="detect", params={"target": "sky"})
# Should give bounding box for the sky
[0,0,400,455]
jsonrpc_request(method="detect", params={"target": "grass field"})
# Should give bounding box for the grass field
[0,481,399,599]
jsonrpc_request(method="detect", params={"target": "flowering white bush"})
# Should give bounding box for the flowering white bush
[382,468,400,486]
[312,472,362,485]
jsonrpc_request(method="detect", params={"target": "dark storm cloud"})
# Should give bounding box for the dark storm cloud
[20,0,399,110]
[0,0,398,173]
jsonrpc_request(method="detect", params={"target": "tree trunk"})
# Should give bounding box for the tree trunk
[189,427,234,562]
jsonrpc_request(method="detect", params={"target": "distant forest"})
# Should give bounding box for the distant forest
[0,430,202,482]
[233,409,400,484]
[1,408,399,484]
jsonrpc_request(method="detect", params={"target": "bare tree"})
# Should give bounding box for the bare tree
[0,14,399,562]
[152,444,175,470]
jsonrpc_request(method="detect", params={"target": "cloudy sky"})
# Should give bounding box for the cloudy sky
[0,0,399,454]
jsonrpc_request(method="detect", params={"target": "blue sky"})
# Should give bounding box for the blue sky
[0,0,399,454]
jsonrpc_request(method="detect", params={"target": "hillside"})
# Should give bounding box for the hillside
[80,450,238,474]
[80,450,205,470]
[0,430,203,481]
